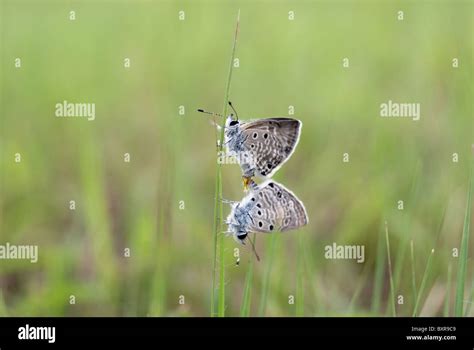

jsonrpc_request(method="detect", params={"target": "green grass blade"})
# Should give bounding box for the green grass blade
[385,221,396,317]
[212,9,241,318]
[210,167,220,316]
[412,249,435,317]
[455,165,472,316]
[295,233,304,316]
[444,262,452,317]
[302,234,320,315]
[0,289,7,316]
[410,240,417,309]
[371,222,386,314]
[464,275,474,316]
[258,234,277,316]
[240,253,254,317]
[392,162,421,292]
[349,265,369,314]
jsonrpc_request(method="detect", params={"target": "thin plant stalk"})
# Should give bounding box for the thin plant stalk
[410,240,417,309]
[211,10,240,317]
[296,233,304,316]
[385,221,396,317]
[240,236,255,317]
[444,262,452,317]
[258,234,277,316]
[455,165,472,316]
[371,222,386,314]
[464,277,474,316]
[412,249,435,317]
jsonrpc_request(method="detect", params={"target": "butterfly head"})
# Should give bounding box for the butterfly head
[226,201,252,245]
[225,115,240,129]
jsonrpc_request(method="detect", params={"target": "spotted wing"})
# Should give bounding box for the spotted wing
[247,181,308,233]
[240,118,301,177]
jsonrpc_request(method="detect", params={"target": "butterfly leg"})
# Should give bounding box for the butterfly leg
[243,178,259,192]
[217,196,238,205]
[209,119,222,131]
[242,176,252,191]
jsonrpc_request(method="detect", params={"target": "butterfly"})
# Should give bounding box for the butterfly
[224,179,309,248]
[199,102,302,188]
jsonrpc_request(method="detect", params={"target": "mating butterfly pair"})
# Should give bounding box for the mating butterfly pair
[199,103,309,251]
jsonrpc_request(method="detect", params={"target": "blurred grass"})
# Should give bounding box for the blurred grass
[455,164,472,316]
[240,250,253,317]
[385,222,396,316]
[413,248,435,316]
[0,0,472,316]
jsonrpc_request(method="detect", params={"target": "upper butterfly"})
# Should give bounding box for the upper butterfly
[224,115,302,183]
[198,103,302,187]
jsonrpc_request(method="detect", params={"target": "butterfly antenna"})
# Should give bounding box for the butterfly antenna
[197,109,224,118]
[248,234,260,262]
[228,101,239,121]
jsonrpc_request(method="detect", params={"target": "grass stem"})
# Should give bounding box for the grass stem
[412,249,435,317]
[385,221,396,317]
[455,164,472,316]
[211,9,240,317]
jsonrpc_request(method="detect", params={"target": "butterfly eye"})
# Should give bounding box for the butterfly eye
[237,233,247,241]
[229,120,239,126]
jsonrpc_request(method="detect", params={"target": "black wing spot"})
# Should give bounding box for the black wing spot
[258,221,263,228]
[251,197,255,201]
[263,133,268,139]
[267,164,272,169]
[252,132,258,139]
[261,171,267,176]
[250,144,255,149]
[269,183,274,188]
[258,210,262,215]
[269,225,274,231]
[277,191,282,198]
[285,146,292,153]
[256,203,261,208]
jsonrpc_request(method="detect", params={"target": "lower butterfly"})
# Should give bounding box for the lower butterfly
[224,180,309,259]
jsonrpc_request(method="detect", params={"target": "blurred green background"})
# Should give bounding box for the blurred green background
[0,0,472,316]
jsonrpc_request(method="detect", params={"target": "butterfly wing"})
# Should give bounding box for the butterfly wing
[240,118,301,177]
[247,181,308,233]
